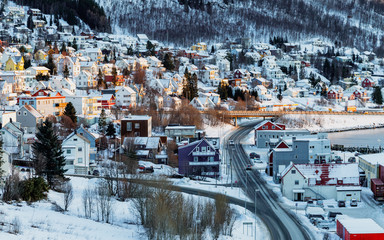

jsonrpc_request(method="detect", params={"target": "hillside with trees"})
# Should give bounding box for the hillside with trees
[15,0,111,32]
[97,0,384,55]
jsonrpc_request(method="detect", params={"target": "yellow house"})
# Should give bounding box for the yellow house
[5,56,24,71]
[191,42,207,51]
[34,50,47,62]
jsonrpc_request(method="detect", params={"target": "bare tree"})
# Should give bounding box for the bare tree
[63,182,73,211]
[95,180,113,223]
[82,187,93,219]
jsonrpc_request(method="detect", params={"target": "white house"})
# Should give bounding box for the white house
[281,163,361,201]
[65,95,102,117]
[115,86,137,108]
[62,132,91,175]
[75,70,95,89]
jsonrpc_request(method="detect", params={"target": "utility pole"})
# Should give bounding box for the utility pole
[245,173,248,214]
[230,158,233,189]
[254,189,259,240]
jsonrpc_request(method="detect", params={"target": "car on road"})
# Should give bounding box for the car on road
[229,140,235,145]
[350,199,358,207]
[348,157,356,163]
[246,164,253,170]
[338,200,346,207]
[92,170,100,176]
[328,212,342,221]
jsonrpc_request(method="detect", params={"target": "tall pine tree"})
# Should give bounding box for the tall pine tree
[63,102,77,124]
[372,86,383,105]
[98,109,107,134]
[32,120,66,187]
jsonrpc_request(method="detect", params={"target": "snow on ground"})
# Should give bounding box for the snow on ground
[0,175,270,240]
[278,114,384,132]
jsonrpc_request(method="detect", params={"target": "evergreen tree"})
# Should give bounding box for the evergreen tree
[162,53,175,71]
[106,122,116,138]
[63,102,77,124]
[60,42,67,54]
[103,54,109,63]
[27,14,34,30]
[44,53,57,75]
[63,65,70,78]
[217,82,228,100]
[98,109,107,134]
[146,41,155,56]
[96,68,104,90]
[211,45,215,53]
[111,67,118,86]
[127,45,134,56]
[72,38,78,51]
[32,120,66,187]
[372,86,383,105]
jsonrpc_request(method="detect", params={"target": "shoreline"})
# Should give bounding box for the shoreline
[310,124,384,134]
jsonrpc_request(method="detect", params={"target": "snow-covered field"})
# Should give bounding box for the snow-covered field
[278,114,384,132]
[0,175,270,240]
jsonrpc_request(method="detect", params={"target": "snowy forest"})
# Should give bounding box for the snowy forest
[96,0,384,55]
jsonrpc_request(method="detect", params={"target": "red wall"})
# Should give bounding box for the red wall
[337,220,384,240]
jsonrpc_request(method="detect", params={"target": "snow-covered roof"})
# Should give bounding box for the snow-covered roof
[282,163,359,185]
[122,115,151,121]
[359,152,384,165]
[337,216,384,234]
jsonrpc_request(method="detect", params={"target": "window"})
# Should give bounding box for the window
[17,112,21,116]
[23,111,27,116]
[295,145,298,148]
[295,180,299,185]
[202,147,206,152]
[193,157,198,162]
[127,122,132,131]
[295,155,298,159]
[78,158,83,163]
[325,146,329,148]
[135,123,140,129]
[272,126,275,129]
[209,157,214,162]
[262,126,265,129]
[78,147,82,152]
[66,149,71,154]
[74,138,77,141]
[310,146,314,149]
[291,170,296,174]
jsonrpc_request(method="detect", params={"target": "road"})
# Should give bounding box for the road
[227,121,313,240]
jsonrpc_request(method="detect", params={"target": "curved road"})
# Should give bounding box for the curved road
[227,121,313,240]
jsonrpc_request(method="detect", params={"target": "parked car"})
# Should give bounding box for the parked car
[92,170,100,176]
[328,212,342,221]
[317,200,324,207]
[307,200,316,207]
[350,199,358,207]
[316,220,334,230]
[142,166,154,173]
[348,157,356,163]
[138,165,145,170]
[338,200,346,207]
[229,140,235,145]
[250,152,260,159]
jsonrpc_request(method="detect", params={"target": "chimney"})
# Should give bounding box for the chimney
[9,118,12,123]
[198,132,201,140]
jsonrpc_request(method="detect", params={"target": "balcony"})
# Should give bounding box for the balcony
[192,151,216,156]
[189,161,219,166]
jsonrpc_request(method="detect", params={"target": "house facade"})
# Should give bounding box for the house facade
[121,115,152,138]
[281,163,361,201]
[178,138,220,177]
[62,133,91,175]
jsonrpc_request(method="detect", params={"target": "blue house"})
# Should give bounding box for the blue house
[76,125,97,163]
[178,138,220,177]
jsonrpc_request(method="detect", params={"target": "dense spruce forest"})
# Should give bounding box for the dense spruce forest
[15,0,111,33]
[96,0,384,55]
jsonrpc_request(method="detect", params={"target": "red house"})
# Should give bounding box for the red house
[255,120,286,131]
[327,89,343,100]
[362,78,374,88]
[98,94,116,109]
[337,217,384,240]
[105,75,125,86]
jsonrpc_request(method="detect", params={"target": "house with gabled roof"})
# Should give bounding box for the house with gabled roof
[62,131,92,175]
[281,163,361,201]
[75,125,97,164]
[16,105,44,134]
[178,138,220,177]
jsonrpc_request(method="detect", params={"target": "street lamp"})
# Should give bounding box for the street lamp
[254,189,260,240]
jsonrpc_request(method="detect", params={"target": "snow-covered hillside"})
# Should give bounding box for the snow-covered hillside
[97,0,384,52]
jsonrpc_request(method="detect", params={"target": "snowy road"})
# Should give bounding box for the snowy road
[227,121,313,240]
